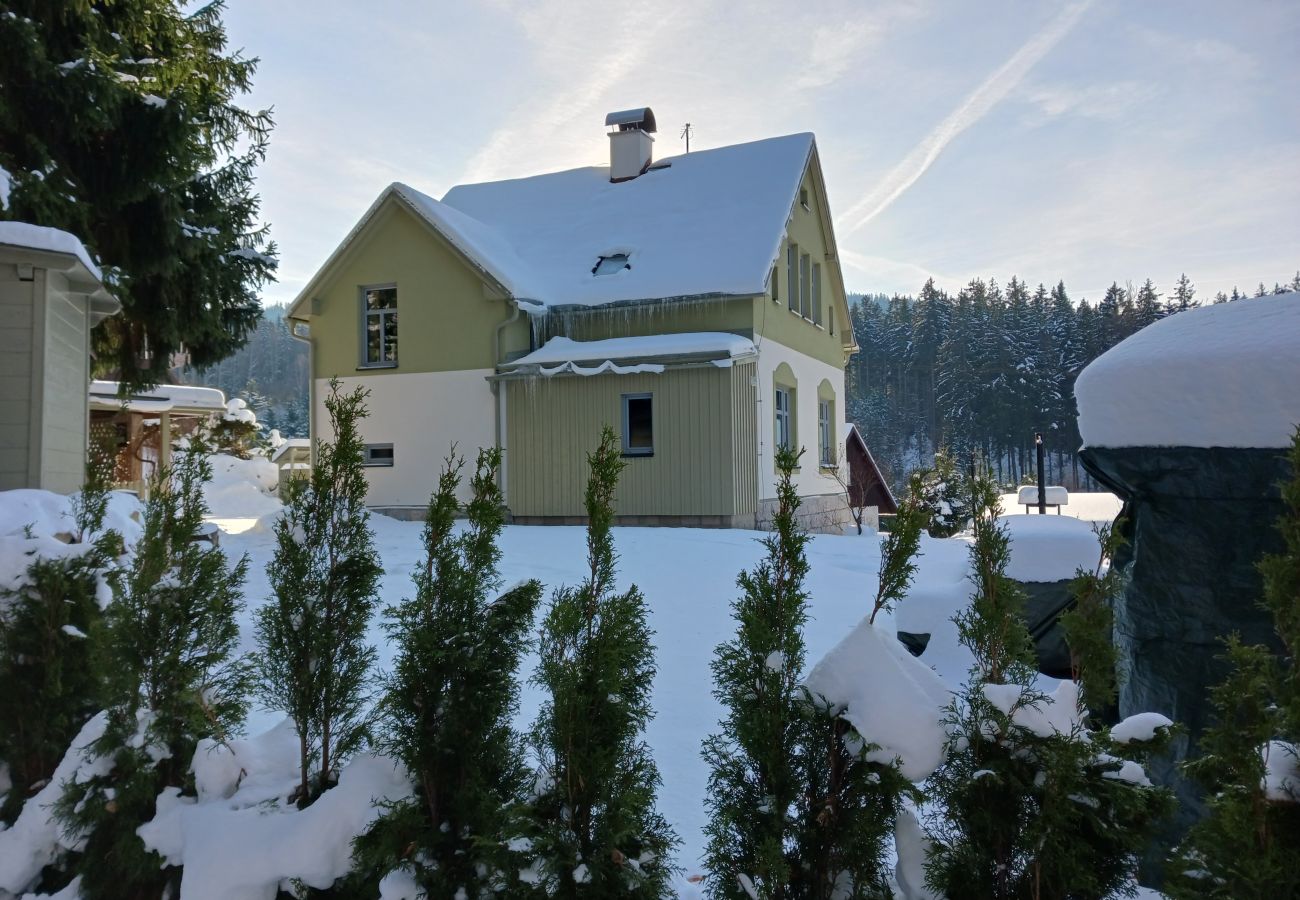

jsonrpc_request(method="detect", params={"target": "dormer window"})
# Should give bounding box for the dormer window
[593,253,631,276]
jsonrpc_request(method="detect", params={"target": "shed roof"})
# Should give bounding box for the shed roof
[89,381,227,415]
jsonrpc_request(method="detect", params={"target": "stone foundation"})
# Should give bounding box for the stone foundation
[755,491,854,534]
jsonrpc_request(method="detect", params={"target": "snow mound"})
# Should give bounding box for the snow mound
[803,618,952,781]
[138,720,412,900]
[224,397,257,425]
[982,680,1083,738]
[506,333,757,368]
[1001,515,1101,583]
[0,488,142,545]
[204,454,281,519]
[0,713,111,895]
[1075,292,1300,449]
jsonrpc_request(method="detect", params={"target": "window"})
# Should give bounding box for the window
[818,399,833,466]
[787,243,798,312]
[800,253,811,318]
[829,303,835,335]
[363,443,394,467]
[812,263,823,326]
[775,387,793,451]
[622,393,653,456]
[361,285,397,366]
[593,253,631,276]
[800,187,810,210]
[771,264,779,304]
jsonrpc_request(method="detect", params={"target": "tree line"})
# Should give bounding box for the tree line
[847,271,1300,491]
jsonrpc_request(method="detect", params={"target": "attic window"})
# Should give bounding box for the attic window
[800,188,810,210]
[593,253,631,276]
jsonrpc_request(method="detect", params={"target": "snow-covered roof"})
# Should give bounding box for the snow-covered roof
[0,221,104,282]
[89,380,227,414]
[1075,292,1300,449]
[503,332,757,369]
[438,132,813,309]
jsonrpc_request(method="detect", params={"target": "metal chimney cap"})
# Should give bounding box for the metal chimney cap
[604,107,657,133]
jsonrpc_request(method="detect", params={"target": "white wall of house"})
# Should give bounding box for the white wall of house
[313,369,496,510]
[754,336,847,501]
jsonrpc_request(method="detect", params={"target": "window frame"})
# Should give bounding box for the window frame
[363,443,395,467]
[621,392,654,457]
[812,263,823,326]
[818,399,833,466]
[774,386,793,452]
[359,283,398,368]
[787,243,799,313]
[800,253,811,319]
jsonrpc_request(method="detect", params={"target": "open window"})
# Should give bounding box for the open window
[593,253,631,276]
[622,393,654,456]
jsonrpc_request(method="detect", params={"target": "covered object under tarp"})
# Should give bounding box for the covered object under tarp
[1074,291,1300,854]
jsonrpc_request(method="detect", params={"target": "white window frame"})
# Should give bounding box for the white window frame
[812,263,823,326]
[800,253,811,319]
[360,283,398,368]
[775,386,793,451]
[787,243,799,313]
[621,392,654,456]
[818,399,833,466]
[363,443,395,467]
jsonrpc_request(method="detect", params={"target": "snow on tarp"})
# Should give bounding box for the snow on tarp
[1001,514,1101,583]
[138,720,412,900]
[505,332,757,368]
[439,133,814,309]
[802,618,952,781]
[0,221,102,282]
[1075,292,1300,449]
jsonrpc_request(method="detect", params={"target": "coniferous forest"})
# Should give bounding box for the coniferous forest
[846,271,1300,491]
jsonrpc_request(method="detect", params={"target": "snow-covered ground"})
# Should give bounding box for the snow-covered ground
[223,514,975,884]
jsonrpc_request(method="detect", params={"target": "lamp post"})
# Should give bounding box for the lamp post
[1035,432,1047,515]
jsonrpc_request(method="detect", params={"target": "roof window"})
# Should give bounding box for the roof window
[592,253,631,276]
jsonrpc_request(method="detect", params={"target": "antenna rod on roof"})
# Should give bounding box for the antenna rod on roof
[680,122,692,153]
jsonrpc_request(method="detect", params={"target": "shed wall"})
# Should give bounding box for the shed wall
[39,272,90,492]
[0,265,35,489]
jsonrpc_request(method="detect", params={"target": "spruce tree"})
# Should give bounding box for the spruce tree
[0,451,121,823]
[0,0,276,386]
[256,379,381,806]
[356,448,542,896]
[924,474,1172,899]
[56,445,251,900]
[1167,430,1300,898]
[525,426,678,896]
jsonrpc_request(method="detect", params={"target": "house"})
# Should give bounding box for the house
[288,108,859,530]
[0,222,118,493]
[87,380,232,494]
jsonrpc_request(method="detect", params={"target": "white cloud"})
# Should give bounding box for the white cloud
[836,0,1093,236]
[1018,80,1160,122]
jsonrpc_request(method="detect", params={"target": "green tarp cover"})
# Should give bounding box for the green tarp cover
[1078,445,1291,835]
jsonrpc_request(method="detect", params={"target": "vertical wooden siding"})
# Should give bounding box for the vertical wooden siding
[38,281,90,492]
[730,360,758,515]
[506,364,742,518]
[0,270,35,489]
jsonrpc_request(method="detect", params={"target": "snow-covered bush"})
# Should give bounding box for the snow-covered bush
[51,446,252,900]
[255,379,381,807]
[353,448,542,897]
[0,459,123,824]
[910,450,972,538]
[923,476,1173,899]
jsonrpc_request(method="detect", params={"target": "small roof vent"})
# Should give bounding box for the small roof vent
[605,107,657,133]
[592,253,631,276]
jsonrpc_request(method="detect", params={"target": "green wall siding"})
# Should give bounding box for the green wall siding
[0,269,35,488]
[305,200,527,379]
[505,361,757,518]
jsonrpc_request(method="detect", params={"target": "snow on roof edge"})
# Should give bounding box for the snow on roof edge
[503,332,757,368]
[0,221,103,282]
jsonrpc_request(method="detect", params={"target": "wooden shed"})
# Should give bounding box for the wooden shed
[0,223,118,493]
[843,423,898,515]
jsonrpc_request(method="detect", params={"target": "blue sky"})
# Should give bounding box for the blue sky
[223,0,1300,308]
